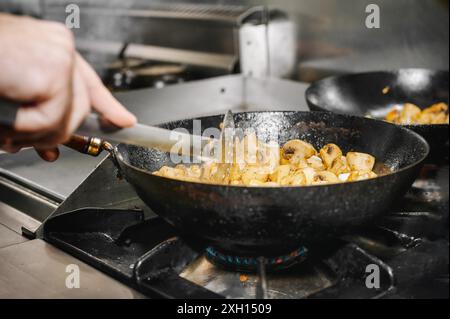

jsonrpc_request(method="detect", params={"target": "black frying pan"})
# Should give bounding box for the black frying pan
[305,69,449,161]
[113,111,428,257]
[0,101,430,257]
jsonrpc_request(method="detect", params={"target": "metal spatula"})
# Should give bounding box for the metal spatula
[0,98,217,159]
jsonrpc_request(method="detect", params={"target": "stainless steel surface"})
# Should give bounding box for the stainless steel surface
[0,224,26,249]
[240,18,296,78]
[119,75,309,124]
[49,2,254,23]
[3,0,448,75]
[180,255,334,299]
[41,1,292,75]
[0,202,41,235]
[298,47,450,82]
[0,239,145,298]
[77,39,237,71]
[0,174,59,222]
[42,1,252,55]
[0,147,104,200]
[39,2,297,78]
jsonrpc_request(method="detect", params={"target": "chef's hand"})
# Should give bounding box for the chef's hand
[0,13,136,161]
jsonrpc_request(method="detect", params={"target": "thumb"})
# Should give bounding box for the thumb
[76,53,136,128]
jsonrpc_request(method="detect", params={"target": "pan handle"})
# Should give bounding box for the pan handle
[64,135,121,174]
[64,135,105,156]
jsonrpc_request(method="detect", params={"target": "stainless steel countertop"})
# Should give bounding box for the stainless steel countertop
[0,200,144,298]
[0,238,145,298]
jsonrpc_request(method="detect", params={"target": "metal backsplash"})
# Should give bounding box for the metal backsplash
[1,0,449,79]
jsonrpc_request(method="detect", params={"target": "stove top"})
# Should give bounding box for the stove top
[41,163,449,299]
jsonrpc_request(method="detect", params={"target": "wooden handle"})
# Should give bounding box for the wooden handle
[64,135,104,156]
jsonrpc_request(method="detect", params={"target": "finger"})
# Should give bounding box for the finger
[35,147,60,162]
[0,145,21,153]
[66,62,90,134]
[13,90,71,134]
[0,137,22,153]
[76,54,136,127]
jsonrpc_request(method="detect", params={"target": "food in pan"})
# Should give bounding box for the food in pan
[153,134,378,186]
[385,102,449,125]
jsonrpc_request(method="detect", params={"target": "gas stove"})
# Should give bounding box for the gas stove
[39,159,449,299]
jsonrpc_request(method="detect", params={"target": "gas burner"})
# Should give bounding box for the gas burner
[205,246,308,272]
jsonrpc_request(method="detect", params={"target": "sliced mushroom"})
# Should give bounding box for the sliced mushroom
[288,170,307,186]
[299,167,316,185]
[280,149,290,165]
[338,172,351,182]
[328,156,350,175]
[241,166,269,185]
[229,163,242,183]
[312,171,339,185]
[348,170,377,181]
[155,166,185,178]
[269,165,291,184]
[258,141,280,170]
[282,139,317,160]
[398,103,421,124]
[346,152,375,172]
[186,165,202,179]
[307,155,325,170]
[319,143,343,168]
[289,153,309,168]
[422,102,448,114]
[385,108,400,123]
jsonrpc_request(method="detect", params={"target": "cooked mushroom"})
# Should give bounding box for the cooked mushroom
[289,153,309,168]
[346,152,375,172]
[154,132,380,187]
[298,167,316,185]
[385,108,400,123]
[312,171,339,185]
[288,170,307,186]
[328,156,350,175]
[385,102,448,125]
[241,166,269,185]
[422,102,448,114]
[269,165,291,184]
[307,155,326,170]
[348,170,378,181]
[282,140,317,160]
[319,143,343,168]
[398,103,422,124]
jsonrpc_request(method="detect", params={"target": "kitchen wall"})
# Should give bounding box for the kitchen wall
[1,0,448,77]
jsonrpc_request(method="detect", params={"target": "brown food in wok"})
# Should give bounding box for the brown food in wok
[385,102,449,125]
[153,135,378,186]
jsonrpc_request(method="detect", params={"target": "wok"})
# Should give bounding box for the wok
[305,69,449,160]
[110,111,428,257]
